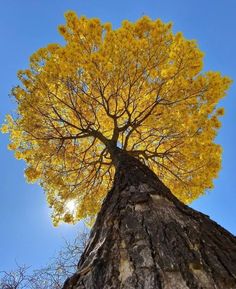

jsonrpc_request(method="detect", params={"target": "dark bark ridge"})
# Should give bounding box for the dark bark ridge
[63,149,236,289]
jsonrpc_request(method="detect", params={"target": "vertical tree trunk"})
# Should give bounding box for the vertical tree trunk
[63,150,236,289]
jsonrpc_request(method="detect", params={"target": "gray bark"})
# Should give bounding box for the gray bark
[63,150,236,289]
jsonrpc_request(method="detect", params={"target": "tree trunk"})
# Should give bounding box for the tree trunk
[63,150,236,289]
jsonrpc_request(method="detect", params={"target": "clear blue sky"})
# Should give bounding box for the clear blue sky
[0,0,235,272]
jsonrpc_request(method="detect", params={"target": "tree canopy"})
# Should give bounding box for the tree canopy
[2,11,231,225]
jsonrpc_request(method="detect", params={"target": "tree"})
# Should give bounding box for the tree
[0,232,88,289]
[2,11,236,288]
[0,264,30,289]
[2,12,231,224]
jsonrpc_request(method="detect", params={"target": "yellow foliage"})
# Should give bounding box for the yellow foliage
[1,124,9,133]
[24,167,41,183]
[2,11,231,225]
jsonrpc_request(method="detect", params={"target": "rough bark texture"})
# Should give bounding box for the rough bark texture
[63,150,236,289]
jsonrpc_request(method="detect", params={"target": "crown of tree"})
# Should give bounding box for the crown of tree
[2,11,231,225]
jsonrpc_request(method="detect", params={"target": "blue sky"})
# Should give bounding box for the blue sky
[0,0,235,272]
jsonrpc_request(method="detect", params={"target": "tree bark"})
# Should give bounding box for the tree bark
[63,150,236,289]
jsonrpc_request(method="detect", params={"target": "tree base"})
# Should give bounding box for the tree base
[63,152,236,289]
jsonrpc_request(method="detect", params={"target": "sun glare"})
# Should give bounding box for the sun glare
[65,200,76,214]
